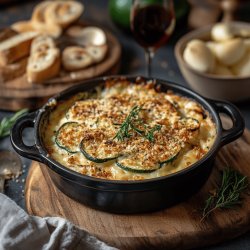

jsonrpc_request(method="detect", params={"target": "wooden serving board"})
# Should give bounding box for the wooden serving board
[0,28,121,111]
[25,129,250,250]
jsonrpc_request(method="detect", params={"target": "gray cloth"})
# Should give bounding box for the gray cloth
[0,193,117,250]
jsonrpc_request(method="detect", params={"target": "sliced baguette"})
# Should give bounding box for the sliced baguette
[31,1,52,26]
[44,1,84,28]
[62,46,93,71]
[31,1,62,38]
[0,31,38,66]
[11,20,61,38]
[0,28,17,42]
[85,44,108,63]
[31,21,62,38]
[0,57,28,82]
[31,35,56,54]
[27,48,60,83]
[11,21,35,33]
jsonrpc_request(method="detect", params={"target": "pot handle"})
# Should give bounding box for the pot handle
[10,111,43,162]
[212,100,245,146]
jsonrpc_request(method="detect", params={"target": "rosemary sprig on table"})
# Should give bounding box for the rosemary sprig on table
[201,168,248,221]
[113,105,161,142]
[0,109,28,139]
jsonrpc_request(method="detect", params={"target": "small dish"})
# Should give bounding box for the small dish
[175,22,250,102]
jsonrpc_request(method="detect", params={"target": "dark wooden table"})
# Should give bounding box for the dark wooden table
[0,1,250,249]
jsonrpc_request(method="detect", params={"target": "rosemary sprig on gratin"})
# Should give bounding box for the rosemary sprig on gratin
[145,124,162,142]
[0,109,28,139]
[113,106,161,142]
[113,106,142,141]
[201,168,248,221]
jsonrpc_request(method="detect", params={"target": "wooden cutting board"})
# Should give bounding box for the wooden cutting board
[0,28,121,111]
[25,129,250,250]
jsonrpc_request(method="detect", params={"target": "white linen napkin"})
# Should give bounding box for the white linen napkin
[0,193,117,250]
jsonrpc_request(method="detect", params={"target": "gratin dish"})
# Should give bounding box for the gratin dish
[11,76,244,213]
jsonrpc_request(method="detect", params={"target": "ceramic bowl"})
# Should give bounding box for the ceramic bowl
[175,22,250,102]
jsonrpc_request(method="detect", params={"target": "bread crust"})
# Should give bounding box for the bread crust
[0,28,18,42]
[0,57,28,82]
[0,32,37,66]
[27,47,60,84]
[31,1,62,38]
[44,1,84,28]
[11,21,35,33]
[27,35,60,84]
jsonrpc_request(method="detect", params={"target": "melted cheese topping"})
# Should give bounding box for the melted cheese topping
[43,79,217,181]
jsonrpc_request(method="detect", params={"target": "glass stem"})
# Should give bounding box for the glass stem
[145,49,154,77]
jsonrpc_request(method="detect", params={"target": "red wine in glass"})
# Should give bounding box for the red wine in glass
[131,0,175,76]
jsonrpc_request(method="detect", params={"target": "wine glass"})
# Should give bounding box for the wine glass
[130,0,175,77]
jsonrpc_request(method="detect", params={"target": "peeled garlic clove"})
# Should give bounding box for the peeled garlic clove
[211,23,234,42]
[183,39,215,73]
[238,29,250,38]
[231,52,250,77]
[244,38,250,51]
[206,41,217,54]
[213,38,246,66]
[213,61,233,76]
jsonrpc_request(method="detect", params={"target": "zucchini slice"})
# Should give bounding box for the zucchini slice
[116,142,181,173]
[55,122,83,153]
[159,149,180,167]
[80,136,122,163]
[179,117,200,131]
[116,154,160,173]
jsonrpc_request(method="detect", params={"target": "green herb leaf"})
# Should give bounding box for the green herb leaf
[113,106,142,141]
[113,106,161,142]
[0,109,28,139]
[201,168,248,221]
[145,124,162,142]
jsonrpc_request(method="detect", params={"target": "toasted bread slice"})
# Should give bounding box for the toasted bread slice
[31,35,56,54]
[0,31,38,66]
[0,57,28,82]
[11,21,35,33]
[62,46,93,71]
[11,20,61,38]
[0,28,18,42]
[85,44,108,63]
[27,48,60,83]
[31,1,51,26]
[45,1,84,28]
[31,1,62,38]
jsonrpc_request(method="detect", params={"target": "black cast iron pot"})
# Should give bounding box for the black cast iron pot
[10,76,245,214]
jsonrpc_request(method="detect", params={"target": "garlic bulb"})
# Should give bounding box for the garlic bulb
[183,39,215,73]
